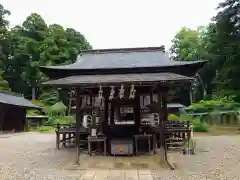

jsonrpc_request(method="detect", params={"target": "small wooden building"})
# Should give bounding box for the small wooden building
[0,92,40,132]
[40,46,206,168]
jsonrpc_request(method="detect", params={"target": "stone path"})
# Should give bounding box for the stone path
[79,169,152,180]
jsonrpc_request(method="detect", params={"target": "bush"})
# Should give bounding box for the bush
[48,101,67,117]
[43,117,57,126]
[31,100,45,107]
[192,117,210,132]
[177,113,210,132]
[43,116,75,126]
[27,109,41,115]
[27,100,49,115]
[193,122,209,132]
[168,114,180,120]
[57,116,75,125]
[39,91,58,106]
[38,126,54,132]
[187,97,240,113]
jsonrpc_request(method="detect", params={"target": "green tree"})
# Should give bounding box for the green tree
[20,13,48,100]
[212,0,240,99]
[0,9,92,103]
[0,72,10,91]
[0,4,10,71]
[169,27,211,102]
[40,25,92,66]
[0,4,11,92]
[40,24,70,65]
[170,0,240,101]
[170,27,208,61]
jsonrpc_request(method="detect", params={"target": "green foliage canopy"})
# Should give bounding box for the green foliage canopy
[0,5,92,103]
[170,0,240,102]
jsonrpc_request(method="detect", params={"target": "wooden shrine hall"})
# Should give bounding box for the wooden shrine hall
[40,46,206,169]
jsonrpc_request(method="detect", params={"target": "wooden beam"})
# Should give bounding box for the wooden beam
[44,80,191,89]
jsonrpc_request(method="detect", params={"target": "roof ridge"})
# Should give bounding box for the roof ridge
[0,91,24,97]
[80,46,165,54]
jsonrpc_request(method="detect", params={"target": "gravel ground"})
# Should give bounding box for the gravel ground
[152,135,240,180]
[0,133,240,180]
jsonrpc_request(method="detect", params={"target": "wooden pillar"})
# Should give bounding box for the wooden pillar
[162,87,168,122]
[157,85,174,170]
[135,89,140,133]
[90,93,93,106]
[23,109,28,132]
[103,89,109,130]
[157,85,164,161]
[150,87,153,104]
[110,101,114,125]
[75,88,82,164]
[0,105,3,132]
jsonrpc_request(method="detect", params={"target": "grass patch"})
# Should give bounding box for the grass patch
[38,126,55,132]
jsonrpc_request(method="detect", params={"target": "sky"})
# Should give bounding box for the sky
[2,0,222,50]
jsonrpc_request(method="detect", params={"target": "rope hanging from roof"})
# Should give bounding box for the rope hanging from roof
[98,85,103,100]
[109,86,115,100]
[96,84,137,100]
[129,84,136,99]
[119,84,124,99]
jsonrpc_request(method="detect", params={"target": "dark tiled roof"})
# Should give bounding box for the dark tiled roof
[0,92,40,109]
[40,46,206,70]
[43,72,193,86]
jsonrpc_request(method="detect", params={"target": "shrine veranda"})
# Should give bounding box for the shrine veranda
[40,46,206,169]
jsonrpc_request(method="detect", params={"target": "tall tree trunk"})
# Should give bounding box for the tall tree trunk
[32,87,36,101]
[189,91,193,104]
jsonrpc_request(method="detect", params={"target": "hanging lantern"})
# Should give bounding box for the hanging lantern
[119,84,125,99]
[109,86,115,100]
[129,84,136,99]
[98,85,103,100]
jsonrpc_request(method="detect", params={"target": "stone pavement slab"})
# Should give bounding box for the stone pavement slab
[125,170,139,180]
[107,169,126,180]
[138,170,152,175]
[138,175,153,180]
[79,169,154,180]
[79,170,96,180]
[93,170,110,180]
